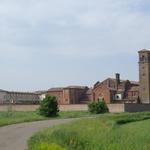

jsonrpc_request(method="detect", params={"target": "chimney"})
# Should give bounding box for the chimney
[116,73,120,89]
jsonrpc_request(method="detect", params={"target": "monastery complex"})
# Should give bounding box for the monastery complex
[0,49,150,106]
[47,49,150,105]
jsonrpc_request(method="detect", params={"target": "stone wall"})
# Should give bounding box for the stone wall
[124,103,150,112]
[0,104,124,112]
[107,104,124,112]
[0,104,149,112]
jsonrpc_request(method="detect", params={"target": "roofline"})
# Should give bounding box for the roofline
[100,78,139,84]
[138,49,150,53]
[6,91,39,95]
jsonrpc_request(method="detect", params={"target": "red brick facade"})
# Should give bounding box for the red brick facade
[92,74,139,104]
[92,83,113,103]
[47,86,92,104]
[46,74,139,105]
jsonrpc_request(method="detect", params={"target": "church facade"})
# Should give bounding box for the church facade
[92,74,139,104]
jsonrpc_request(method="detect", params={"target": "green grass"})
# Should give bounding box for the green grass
[58,111,93,118]
[28,112,150,150]
[0,111,93,127]
[0,111,47,127]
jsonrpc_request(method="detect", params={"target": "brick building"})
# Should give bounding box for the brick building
[92,74,139,104]
[47,86,92,104]
[46,73,140,104]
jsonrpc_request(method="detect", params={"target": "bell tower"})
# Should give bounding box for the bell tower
[139,49,150,103]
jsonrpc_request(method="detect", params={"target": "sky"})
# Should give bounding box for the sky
[0,0,150,91]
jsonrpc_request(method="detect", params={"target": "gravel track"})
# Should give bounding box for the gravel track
[0,118,76,150]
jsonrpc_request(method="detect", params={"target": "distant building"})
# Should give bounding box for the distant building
[0,89,7,104]
[47,86,92,104]
[0,90,41,104]
[92,74,139,104]
[35,90,47,101]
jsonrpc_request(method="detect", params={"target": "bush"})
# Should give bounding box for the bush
[116,114,150,125]
[38,96,59,117]
[31,143,66,150]
[88,100,109,114]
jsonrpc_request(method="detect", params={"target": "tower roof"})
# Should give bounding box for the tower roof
[138,49,150,53]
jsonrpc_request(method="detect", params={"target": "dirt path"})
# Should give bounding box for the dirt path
[0,118,76,150]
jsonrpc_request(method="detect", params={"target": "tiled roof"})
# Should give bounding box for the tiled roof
[107,78,139,84]
[0,89,7,92]
[7,91,39,95]
[138,49,150,53]
[48,85,89,92]
[128,86,139,91]
[48,87,64,92]
[34,90,48,94]
[65,85,87,89]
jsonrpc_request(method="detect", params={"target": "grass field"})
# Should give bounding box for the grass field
[28,112,150,150]
[0,111,93,127]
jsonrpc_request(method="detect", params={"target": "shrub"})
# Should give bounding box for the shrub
[116,114,150,125]
[88,100,109,114]
[31,143,66,150]
[38,96,59,117]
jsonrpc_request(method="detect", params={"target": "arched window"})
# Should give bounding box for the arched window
[99,93,104,101]
[140,55,146,62]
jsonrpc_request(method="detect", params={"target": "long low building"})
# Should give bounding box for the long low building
[0,90,41,104]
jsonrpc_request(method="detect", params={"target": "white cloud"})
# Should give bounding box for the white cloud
[0,0,149,57]
[0,0,150,89]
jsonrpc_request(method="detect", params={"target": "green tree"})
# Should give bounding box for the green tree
[88,100,109,114]
[39,96,59,117]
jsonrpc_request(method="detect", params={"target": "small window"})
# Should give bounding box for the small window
[140,55,146,62]
[142,73,145,76]
[142,55,145,60]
